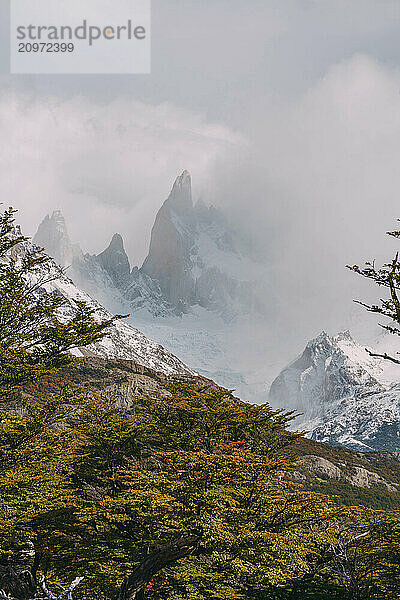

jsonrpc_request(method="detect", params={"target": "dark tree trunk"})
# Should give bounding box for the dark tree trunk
[118,534,202,600]
[0,561,36,600]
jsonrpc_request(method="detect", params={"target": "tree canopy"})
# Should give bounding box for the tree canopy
[0,207,117,395]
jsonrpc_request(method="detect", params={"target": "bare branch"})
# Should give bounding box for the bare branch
[118,534,201,600]
[365,348,400,365]
[56,577,84,600]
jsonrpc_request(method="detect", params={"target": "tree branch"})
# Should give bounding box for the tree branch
[118,534,202,600]
[365,348,400,365]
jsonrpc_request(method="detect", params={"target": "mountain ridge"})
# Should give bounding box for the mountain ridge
[34,171,267,320]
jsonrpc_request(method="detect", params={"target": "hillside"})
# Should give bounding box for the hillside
[21,355,400,511]
[292,437,400,509]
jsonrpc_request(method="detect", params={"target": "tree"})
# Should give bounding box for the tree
[0,207,119,599]
[347,221,400,364]
[20,384,338,600]
[293,508,400,600]
[0,207,118,396]
[3,351,400,600]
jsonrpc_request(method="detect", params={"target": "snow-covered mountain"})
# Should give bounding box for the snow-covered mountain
[44,271,195,375]
[34,171,267,321]
[33,171,272,400]
[269,330,400,451]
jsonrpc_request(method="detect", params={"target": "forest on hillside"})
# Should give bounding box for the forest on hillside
[2,207,400,600]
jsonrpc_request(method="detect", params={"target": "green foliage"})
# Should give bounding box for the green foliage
[306,479,400,510]
[3,373,400,599]
[0,206,121,597]
[0,207,117,394]
[294,438,400,510]
[4,386,338,599]
[2,207,400,599]
[0,391,79,550]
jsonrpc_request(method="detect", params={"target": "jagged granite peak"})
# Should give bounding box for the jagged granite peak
[35,171,268,321]
[165,169,193,213]
[96,233,131,289]
[141,170,195,312]
[109,232,124,249]
[140,170,266,316]
[269,330,400,452]
[33,210,82,267]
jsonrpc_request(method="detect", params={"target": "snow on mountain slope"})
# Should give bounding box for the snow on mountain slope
[309,385,400,451]
[269,330,400,451]
[22,236,195,376]
[47,275,195,375]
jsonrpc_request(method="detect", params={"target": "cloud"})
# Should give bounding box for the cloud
[206,55,400,361]
[0,90,242,260]
[2,51,400,379]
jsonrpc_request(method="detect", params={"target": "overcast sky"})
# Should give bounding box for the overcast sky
[1,0,400,348]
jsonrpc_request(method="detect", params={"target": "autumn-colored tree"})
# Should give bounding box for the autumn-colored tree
[16,384,339,600]
[4,366,400,600]
[276,506,400,600]
[0,207,118,598]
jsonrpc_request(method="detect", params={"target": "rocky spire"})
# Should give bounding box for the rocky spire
[33,210,77,267]
[141,171,195,311]
[164,170,193,214]
[96,233,131,289]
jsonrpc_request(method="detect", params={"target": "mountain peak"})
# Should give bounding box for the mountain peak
[51,208,65,220]
[34,210,75,267]
[48,210,68,232]
[165,170,192,212]
[97,233,130,288]
[334,330,353,343]
[109,233,124,250]
[175,169,191,186]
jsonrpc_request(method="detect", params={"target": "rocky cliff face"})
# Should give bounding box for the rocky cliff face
[269,330,400,451]
[141,170,195,312]
[141,170,262,316]
[292,436,400,508]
